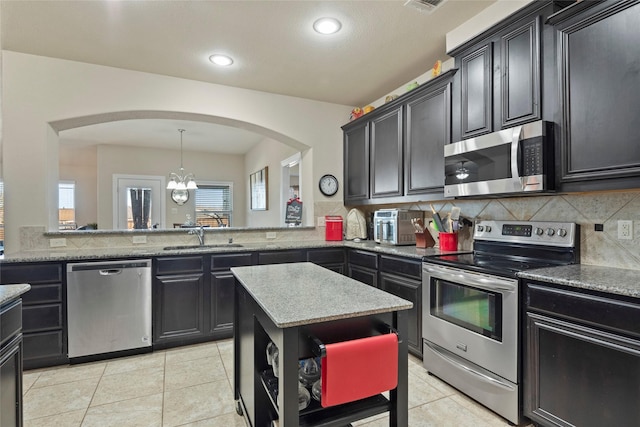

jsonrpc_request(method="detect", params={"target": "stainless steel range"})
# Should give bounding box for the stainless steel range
[422,220,579,425]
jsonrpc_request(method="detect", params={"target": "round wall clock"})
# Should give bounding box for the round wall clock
[319,174,339,196]
[171,188,189,205]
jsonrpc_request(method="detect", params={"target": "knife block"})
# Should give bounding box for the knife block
[415,231,436,248]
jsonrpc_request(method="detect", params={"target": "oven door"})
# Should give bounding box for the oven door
[422,262,518,382]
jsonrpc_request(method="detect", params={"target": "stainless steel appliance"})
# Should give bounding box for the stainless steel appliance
[444,121,553,198]
[373,209,422,245]
[422,220,579,425]
[67,259,152,359]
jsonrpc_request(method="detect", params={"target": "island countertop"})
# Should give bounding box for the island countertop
[231,262,413,328]
[0,283,31,305]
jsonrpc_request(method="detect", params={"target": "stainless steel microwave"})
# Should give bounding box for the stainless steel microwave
[444,121,553,198]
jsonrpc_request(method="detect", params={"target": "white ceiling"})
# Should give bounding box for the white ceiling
[1,0,496,153]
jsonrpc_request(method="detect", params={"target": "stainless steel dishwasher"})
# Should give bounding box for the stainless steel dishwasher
[67,259,152,359]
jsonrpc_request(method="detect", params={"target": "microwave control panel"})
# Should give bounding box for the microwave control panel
[521,137,544,176]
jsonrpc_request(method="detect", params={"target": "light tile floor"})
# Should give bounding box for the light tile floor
[23,339,525,426]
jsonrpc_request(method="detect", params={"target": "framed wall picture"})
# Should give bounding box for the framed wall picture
[250,166,268,210]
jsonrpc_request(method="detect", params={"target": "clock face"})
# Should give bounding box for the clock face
[319,174,339,196]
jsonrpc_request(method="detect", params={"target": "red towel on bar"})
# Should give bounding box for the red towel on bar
[321,333,398,407]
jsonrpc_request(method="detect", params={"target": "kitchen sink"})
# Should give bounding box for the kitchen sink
[163,244,244,250]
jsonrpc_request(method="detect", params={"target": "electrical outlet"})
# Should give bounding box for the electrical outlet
[266,232,277,239]
[132,235,147,244]
[317,217,326,227]
[49,238,67,248]
[618,220,633,240]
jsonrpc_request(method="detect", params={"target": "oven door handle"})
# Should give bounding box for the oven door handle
[424,265,516,292]
[425,341,515,391]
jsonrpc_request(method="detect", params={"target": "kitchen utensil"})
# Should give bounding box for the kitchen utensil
[430,204,445,232]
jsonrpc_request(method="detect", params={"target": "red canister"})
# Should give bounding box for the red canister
[325,216,343,241]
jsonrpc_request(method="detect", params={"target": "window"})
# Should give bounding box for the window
[59,181,76,230]
[195,182,233,227]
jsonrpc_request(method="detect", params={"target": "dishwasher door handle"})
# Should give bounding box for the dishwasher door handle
[99,269,123,276]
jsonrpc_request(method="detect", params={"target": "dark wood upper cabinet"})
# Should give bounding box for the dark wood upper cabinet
[460,42,493,139]
[405,79,451,195]
[451,1,564,143]
[501,17,541,127]
[370,107,403,198]
[342,70,456,205]
[552,0,640,191]
[343,121,369,203]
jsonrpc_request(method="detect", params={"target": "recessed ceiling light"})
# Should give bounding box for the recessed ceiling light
[209,54,234,66]
[313,17,342,35]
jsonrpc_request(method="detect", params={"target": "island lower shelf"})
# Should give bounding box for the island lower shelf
[260,362,393,427]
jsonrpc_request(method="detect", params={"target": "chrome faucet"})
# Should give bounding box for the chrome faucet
[188,226,205,246]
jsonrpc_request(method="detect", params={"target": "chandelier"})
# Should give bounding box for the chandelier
[167,129,198,190]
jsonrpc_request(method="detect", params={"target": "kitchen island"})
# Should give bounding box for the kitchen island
[231,262,412,427]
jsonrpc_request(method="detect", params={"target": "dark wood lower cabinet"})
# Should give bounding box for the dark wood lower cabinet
[208,252,256,340]
[379,273,421,358]
[0,262,67,369]
[1,299,24,427]
[347,249,379,287]
[347,250,422,358]
[348,265,378,288]
[524,281,640,427]
[154,273,205,345]
[379,255,422,358]
[210,271,235,336]
[307,248,346,275]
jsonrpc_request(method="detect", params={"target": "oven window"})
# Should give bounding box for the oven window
[431,278,503,341]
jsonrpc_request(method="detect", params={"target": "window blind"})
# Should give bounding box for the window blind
[195,184,233,227]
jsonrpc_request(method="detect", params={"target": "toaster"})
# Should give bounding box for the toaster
[373,209,423,245]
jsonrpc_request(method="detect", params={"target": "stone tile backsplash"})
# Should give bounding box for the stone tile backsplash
[20,191,640,270]
[355,190,640,271]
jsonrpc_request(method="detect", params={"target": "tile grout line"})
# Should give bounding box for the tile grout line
[80,361,108,426]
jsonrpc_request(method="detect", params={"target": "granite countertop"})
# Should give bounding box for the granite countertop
[519,264,640,299]
[231,262,413,328]
[0,284,31,305]
[0,239,446,263]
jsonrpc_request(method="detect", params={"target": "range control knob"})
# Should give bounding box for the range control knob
[557,228,567,237]
[477,225,484,232]
[546,228,555,236]
[485,225,492,232]
[535,228,544,236]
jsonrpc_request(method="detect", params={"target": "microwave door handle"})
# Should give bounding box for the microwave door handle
[510,125,523,185]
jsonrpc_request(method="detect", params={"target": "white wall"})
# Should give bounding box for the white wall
[96,144,247,229]
[59,145,98,228]
[245,137,299,227]
[445,0,535,52]
[1,51,352,253]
